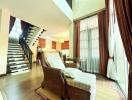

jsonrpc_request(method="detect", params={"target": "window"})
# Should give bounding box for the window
[9,18,22,42]
[114,15,129,98]
[80,15,99,73]
[109,0,129,97]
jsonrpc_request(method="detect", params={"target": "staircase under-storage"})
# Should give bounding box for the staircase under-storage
[7,43,30,74]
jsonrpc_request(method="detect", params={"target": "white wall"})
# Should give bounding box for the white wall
[72,0,105,20]
[52,0,73,21]
[69,22,74,57]
[0,9,10,75]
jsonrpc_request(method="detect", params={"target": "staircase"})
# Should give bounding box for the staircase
[22,25,40,46]
[7,43,30,74]
[25,26,40,45]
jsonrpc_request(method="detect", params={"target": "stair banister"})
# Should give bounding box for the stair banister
[19,35,33,69]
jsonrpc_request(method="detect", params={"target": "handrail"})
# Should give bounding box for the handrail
[19,35,33,69]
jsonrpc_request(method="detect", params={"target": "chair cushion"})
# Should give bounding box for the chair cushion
[45,52,65,69]
[66,72,96,100]
[62,68,82,78]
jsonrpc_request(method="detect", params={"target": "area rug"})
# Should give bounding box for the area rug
[35,87,61,100]
[35,77,125,100]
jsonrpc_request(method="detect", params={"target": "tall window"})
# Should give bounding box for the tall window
[80,15,99,73]
[114,12,129,98]
[109,0,129,97]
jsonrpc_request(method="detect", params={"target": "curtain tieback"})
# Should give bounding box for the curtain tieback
[109,56,114,59]
[129,64,132,73]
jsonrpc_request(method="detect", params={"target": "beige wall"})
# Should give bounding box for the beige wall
[72,0,105,20]
[0,9,10,75]
[45,39,52,49]
[69,22,74,58]
[30,37,56,62]
[56,43,61,51]
[30,46,37,62]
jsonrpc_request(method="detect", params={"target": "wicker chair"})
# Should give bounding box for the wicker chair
[39,52,68,100]
[39,51,96,100]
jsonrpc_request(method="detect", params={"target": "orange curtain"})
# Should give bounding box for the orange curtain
[98,0,109,76]
[61,41,69,49]
[114,0,132,99]
[38,38,45,48]
[74,21,80,58]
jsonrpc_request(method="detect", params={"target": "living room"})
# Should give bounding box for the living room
[0,0,131,100]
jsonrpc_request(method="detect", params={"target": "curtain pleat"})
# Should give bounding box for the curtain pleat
[114,0,132,99]
[98,11,109,76]
[107,0,117,80]
[74,21,80,59]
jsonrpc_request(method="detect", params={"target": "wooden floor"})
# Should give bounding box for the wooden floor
[0,90,4,100]
[0,64,43,100]
[0,64,124,100]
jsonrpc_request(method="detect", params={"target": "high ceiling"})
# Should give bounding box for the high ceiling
[0,0,72,34]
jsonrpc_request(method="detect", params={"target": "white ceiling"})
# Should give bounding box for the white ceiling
[42,30,69,41]
[0,0,72,34]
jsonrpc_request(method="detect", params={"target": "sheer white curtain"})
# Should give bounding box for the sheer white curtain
[107,0,129,97]
[113,1,129,97]
[80,15,99,73]
[114,17,129,97]
[107,0,117,80]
